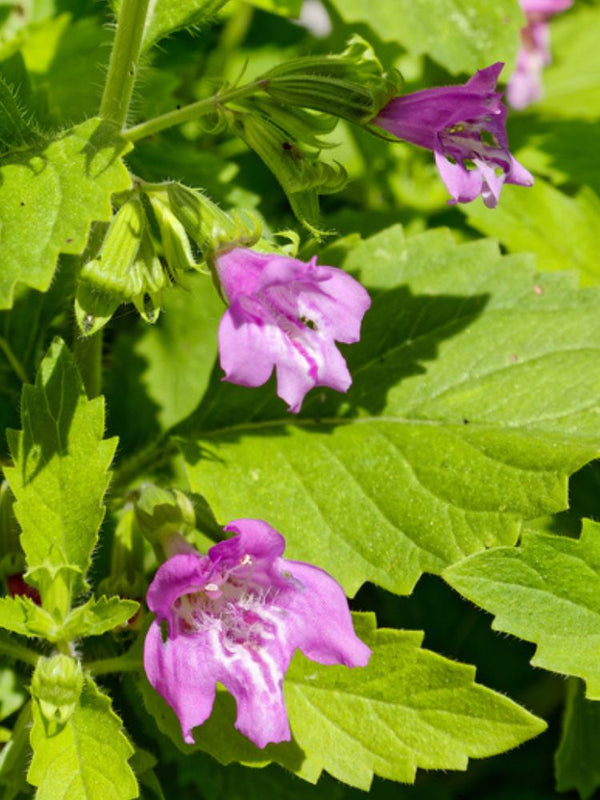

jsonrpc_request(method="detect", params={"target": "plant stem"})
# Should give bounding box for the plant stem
[73,330,103,399]
[87,653,143,676]
[123,80,266,143]
[100,0,152,127]
[0,634,40,667]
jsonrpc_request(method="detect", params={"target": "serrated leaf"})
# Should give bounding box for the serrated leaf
[4,338,118,589]
[444,520,600,698]
[0,75,39,153]
[555,679,600,800]
[124,0,228,52]
[178,225,600,595]
[0,116,131,310]
[28,676,138,800]
[61,596,139,640]
[0,596,56,638]
[284,614,545,788]
[464,181,600,286]
[326,0,522,74]
[139,614,544,789]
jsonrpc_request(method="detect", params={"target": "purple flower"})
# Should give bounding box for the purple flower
[214,247,371,413]
[143,519,371,748]
[374,62,533,208]
[507,0,573,109]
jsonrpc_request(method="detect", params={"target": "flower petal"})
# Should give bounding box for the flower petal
[146,553,210,631]
[283,561,372,668]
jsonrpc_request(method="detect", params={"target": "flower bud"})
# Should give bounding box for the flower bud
[134,485,197,555]
[75,195,168,334]
[30,655,83,727]
[262,35,399,125]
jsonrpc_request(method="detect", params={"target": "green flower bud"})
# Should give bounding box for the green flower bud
[146,182,260,257]
[30,655,83,727]
[262,35,400,125]
[75,195,168,335]
[134,485,196,552]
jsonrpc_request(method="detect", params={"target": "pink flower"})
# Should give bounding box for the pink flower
[374,63,533,208]
[143,519,370,748]
[507,0,573,109]
[214,247,371,412]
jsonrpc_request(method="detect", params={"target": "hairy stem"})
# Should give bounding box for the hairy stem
[100,0,152,127]
[123,80,266,142]
[87,653,143,676]
[0,633,40,667]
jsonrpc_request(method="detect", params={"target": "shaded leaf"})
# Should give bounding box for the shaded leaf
[0,117,131,309]
[555,679,600,800]
[444,520,600,698]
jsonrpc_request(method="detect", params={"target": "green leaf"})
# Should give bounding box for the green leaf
[60,596,139,640]
[0,667,25,722]
[284,614,545,788]
[178,225,600,596]
[0,75,39,153]
[0,117,131,310]
[0,596,56,638]
[444,521,600,698]
[4,338,118,590]
[245,0,303,17]
[555,679,600,800]
[28,676,138,800]
[326,0,522,75]
[463,181,600,286]
[534,3,600,121]
[131,0,228,52]
[0,702,31,800]
[139,614,544,789]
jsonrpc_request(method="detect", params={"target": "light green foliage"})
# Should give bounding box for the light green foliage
[0,595,57,638]
[535,3,600,120]
[28,676,138,800]
[464,181,600,286]
[140,614,545,789]
[326,0,522,74]
[245,0,303,17]
[59,596,139,639]
[139,0,229,51]
[555,680,600,800]
[4,338,118,590]
[284,614,545,788]
[0,117,131,309]
[179,225,600,595]
[444,521,600,698]
[0,594,138,640]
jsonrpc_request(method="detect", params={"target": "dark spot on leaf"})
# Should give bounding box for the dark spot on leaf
[463,418,470,425]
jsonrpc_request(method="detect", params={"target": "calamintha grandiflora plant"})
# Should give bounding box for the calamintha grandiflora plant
[1,1,599,798]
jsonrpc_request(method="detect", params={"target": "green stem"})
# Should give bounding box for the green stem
[0,336,29,384]
[100,0,152,127]
[0,634,40,667]
[87,653,143,676]
[73,330,103,400]
[123,80,266,143]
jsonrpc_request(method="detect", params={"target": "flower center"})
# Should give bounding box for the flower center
[173,564,282,652]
